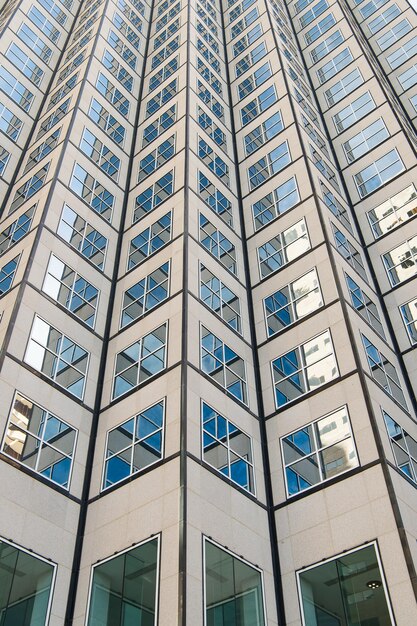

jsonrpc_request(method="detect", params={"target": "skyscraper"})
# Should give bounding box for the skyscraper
[0,0,416,621]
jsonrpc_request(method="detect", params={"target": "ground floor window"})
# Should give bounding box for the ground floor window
[0,538,55,626]
[297,543,394,626]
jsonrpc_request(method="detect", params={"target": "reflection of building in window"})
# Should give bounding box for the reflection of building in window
[103,400,164,489]
[281,405,358,496]
[0,538,55,625]
[383,236,417,286]
[384,410,417,484]
[201,401,254,493]
[204,538,266,626]
[367,184,417,238]
[362,335,407,409]
[400,297,417,345]
[272,329,338,408]
[86,537,159,626]
[297,544,394,626]
[2,392,77,488]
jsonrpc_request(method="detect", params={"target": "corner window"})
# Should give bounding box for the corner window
[133,171,174,223]
[0,538,55,625]
[264,268,323,336]
[103,400,164,488]
[199,213,237,275]
[367,184,417,239]
[87,537,159,626]
[112,323,167,399]
[121,261,170,328]
[128,212,172,270]
[362,335,407,408]
[384,410,417,483]
[382,235,417,286]
[200,264,241,333]
[42,254,99,328]
[248,141,291,191]
[252,176,298,231]
[57,204,107,270]
[24,316,89,399]
[0,206,35,256]
[204,539,266,626]
[282,405,358,496]
[200,325,247,404]
[400,298,417,345]
[70,163,114,222]
[346,274,385,337]
[272,329,338,408]
[0,255,20,295]
[201,401,254,493]
[2,392,77,487]
[257,218,310,279]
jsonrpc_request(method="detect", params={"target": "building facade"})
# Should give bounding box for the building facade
[0,0,416,622]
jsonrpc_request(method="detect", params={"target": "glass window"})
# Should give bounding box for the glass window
[310,146,340,192]
[138,136,175,182]
[320,182,352,232]
[24,129,61,176]
[333,90,376,133]
[198,58,222,95]
[265,269,323,336]
[325,68,363,106]
[298,545,394,626]
[0,147,10,177]
[70,163,114,221]
[383,235,417,286]
[387,35,417,70]
[200,264,241,333]
[121,262,170,328]
[200,325,247,404]
[151,37,179,70]
[0,538,55,624]
[10,164,49,214]
[108,30,137,69]
[87,538,159,626]
[24,316,89,399]
[198,171,233,226]
[197,80,224,120]
[369,3,400,34]
[299,0,328,29]
[38,0,67,25]
[113,12,141,50]
[346,274,385,337]
[198,138,229,186]
[113,323,167,399]
[248,141,291,190]
[146,79,177,117]
[360,0,389,19]
[149,57,179,92]
[0,103,23,142]
[362,334,407,408]
[235,42,267,78]
[304,12,335,44]
[376,18,411,51]
[237,63,272,101]
[154,19,180,51]
[229,0,256,22]
[197,107,226,148]
[199,213,237,275]
[244,111,284,156]
[272,329,338,407]
[258,218,310,279]
[17,23,52,64]
[143,105,176,147]
[2,392,76,487]
[240,85,277,126]
[28,6,60,43]
[384,410,417,482]
[80,128,121,180]
[310,29,344,63]
[398,64,417,91]
[0,65,34,112]
[0,255,20,295]
[201,401,254,493]
[128,212,172,270]
[333,226,367,281]
[196,21,219,54]
[47,74,78,111]
[6,43,44,86]
[42,254,99,327]
[88,97,126,146]
[252,176,299,231]
[368,184,417,239]
[233,24,263,58]
[317,48,353,84]
[230,7,258,39]
[204,539,266,626]
[103,400,164,488]
[133,171,174,223]
[96,72,130,117]
[354,149,404,198]
[37,98,70,141]
[282,405,358,496]
[102,49,133,92]
[0,206,35,257]
[400,297,417,345]
[57,204,107,270]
